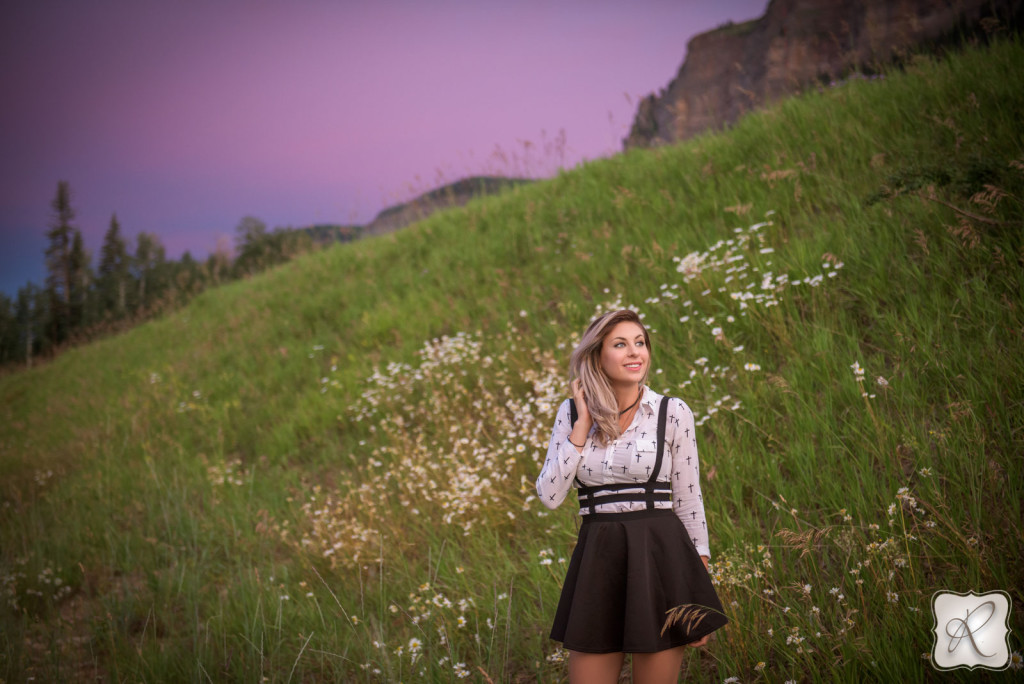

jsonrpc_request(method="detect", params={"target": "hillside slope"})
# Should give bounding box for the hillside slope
[1,37,1022,681]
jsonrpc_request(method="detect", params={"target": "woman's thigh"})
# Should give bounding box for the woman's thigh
[631,645,687,684]
[568,650,625,684]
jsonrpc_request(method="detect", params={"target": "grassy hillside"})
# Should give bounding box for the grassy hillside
[2,37,1023,682]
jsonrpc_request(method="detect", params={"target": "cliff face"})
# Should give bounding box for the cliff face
[625,0,1021,149]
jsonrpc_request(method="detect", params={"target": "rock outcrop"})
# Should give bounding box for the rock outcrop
[625,0,1022,149]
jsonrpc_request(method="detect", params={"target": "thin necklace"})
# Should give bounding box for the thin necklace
[618,389,642,416]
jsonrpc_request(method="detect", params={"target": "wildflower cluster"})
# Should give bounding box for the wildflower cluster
[290,331,565,567]
[176,389,204,413]
[347,580,510,681]
[708,480,943,674]
[1,556,73,611]
[638,213,847,424]
[205,457,246,487]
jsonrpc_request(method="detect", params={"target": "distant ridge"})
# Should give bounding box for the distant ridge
[292,176,534,245]
[362,175,534,237]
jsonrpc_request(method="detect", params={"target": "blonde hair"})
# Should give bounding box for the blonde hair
[569,309,651,446]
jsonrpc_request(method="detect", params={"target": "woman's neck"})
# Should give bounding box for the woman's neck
[613,384,642,412]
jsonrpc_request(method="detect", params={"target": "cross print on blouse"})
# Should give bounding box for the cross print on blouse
[688,483,694,492]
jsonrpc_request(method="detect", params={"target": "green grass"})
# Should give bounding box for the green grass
[2,36,1023,682]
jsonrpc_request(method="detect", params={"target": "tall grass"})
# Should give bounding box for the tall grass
[2,37,1023,681]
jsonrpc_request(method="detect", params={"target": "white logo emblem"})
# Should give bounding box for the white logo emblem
[931,590,1012,670]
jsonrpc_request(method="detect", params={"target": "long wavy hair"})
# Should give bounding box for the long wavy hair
[569,309,651,446]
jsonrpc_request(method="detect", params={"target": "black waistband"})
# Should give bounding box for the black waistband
[580,508,676,523]
[578,482,672,513]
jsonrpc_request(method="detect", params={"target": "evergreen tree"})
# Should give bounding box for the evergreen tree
[0,293,14,364]
[133,232,166,312]
[44,181,76,343]
[98,214,130,317]
[234,216,268,276]
[174,250,203,298]
[15,283,44,366]
[205,236,233,286]
[68,229,91,330]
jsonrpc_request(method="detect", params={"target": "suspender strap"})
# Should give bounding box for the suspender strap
[646,396,669,510]
[570,394,673,513]
[568,399,585,491]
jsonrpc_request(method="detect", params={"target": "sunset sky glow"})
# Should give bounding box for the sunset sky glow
[0,0,766,296]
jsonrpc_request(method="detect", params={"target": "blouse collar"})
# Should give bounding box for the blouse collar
[639,384,661,414]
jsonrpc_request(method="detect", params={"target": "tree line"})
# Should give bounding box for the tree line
[0,181,357,368]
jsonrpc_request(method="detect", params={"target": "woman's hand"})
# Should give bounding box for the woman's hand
[569,379,593,450]
[688,633,711,648]
[687,555,714,648]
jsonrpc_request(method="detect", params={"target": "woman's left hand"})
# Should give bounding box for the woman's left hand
[687,555,713,648]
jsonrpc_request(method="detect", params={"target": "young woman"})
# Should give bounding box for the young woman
[537,309,728,683]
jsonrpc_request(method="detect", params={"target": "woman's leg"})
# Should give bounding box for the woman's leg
[568,650,625,684]
[631,645,687,684]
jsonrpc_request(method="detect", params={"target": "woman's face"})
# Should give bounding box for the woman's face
[599,320,649,386]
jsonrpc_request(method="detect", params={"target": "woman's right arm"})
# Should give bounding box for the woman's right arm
[536,399,587,509]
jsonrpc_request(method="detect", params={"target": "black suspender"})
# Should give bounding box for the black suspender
[648,394,670,509]
[569,395,671,513]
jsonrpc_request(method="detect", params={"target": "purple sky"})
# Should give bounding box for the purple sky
[0,0,766,297]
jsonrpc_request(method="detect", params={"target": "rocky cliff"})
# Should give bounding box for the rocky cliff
[625,0,1022,149]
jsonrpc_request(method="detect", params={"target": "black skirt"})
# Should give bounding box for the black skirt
[550,508,729,653]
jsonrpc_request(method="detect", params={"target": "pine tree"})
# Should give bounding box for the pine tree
[133,232,165,312]
[44,181,76,343]
[68,229,91,330]
[15,283,42,366]
[98,214,130,317]
[0,293,15,365]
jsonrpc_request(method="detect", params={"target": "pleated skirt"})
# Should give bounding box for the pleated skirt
[550,508,729,654]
